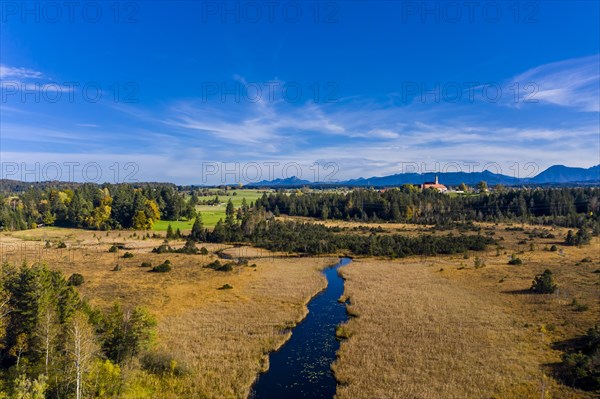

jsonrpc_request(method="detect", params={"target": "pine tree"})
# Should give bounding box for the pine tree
[166,224,174,239]
[190,212,205,241]
[225,200,235,226]
[321,205,329,220]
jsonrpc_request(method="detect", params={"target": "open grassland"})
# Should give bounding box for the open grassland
[0,227,337,398]
[334,228,600,399]
[2,223,598,398]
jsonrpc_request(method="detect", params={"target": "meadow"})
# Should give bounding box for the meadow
[1,220,598,398]
[0,227,336,398]
[334,225,600,399]
[153,189,269,230]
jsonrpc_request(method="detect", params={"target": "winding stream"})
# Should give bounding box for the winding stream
[249,257,352,399]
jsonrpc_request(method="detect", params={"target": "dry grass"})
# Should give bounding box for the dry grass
[0,227,337,398]
[333,226,599,399]
[2,224,598,398]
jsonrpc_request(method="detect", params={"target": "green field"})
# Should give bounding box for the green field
[153,189,270,231]
[152,219,195,232]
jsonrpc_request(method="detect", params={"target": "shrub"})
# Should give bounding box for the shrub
[199,247,209,255]
[571,299,589,312]
[205,260,234,272]
[218,284,233,290]
[122,252,134,258]
[575,303,590,312]
[150,260,172,273]
[558,327,600,390]
[530,269,557,294]
[112,264,122,272]
[474,256,485,269]
[141,352,187,376]
[508,255,522,265]
[335,324,352,339]
[140,262,152,268]
[57,241,67,249]
[152,243,173,254]
[581,257,593,263]
[565,228,591,246]
[550,245,558,252]
[68,273,85,286]
[108,245,118,253]
[177,239,198,254]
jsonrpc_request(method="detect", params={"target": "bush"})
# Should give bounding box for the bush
[205,260,234,272]
[57,241,67,249]
[218,284,233,290]
[199,247,209,255]
[141,352,187,376]
[335,324,352,339]
[558,327,600,390]
[140,262,152,268]
[112,264,122,271]
[508,255,522,265]
[122,252,134,258]
[550,245,558,252]
[571,299,589,312]
[68,273,85,286]
[474,256,485,269]
[581,257,593,263]
[177,239,198,254]
[152,243,173,254]
[109,243,125,253]
[150,260,172,273]
[565,228,591,246]
[530,269,557,294]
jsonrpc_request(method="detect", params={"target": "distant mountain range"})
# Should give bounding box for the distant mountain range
[247,164,600,187]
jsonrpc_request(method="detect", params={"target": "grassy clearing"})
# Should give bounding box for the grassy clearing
[152,219,194,232]
[152,190,268,231]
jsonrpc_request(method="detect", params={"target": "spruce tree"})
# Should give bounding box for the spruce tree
[166,224,174,239]
[190,212,205,241]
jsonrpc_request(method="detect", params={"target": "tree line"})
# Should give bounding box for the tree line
[188,207,495,257]
[255,187,600,231]
[0,183,196,231]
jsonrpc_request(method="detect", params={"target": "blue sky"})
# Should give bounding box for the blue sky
[1,1,599,184]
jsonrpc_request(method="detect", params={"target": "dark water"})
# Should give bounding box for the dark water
[249,257,352,399]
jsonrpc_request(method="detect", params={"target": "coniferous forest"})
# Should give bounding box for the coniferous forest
[1,184,598,233]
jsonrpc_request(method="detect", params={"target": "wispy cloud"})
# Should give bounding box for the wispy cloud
[3,57,599,184]
[0,64,74,93]
[510,54,600,112]
[0,65,43,79]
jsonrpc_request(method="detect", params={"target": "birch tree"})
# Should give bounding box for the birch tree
[65,311,98,399]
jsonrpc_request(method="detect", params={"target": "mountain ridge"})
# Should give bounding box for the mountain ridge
[247,164,600,187]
